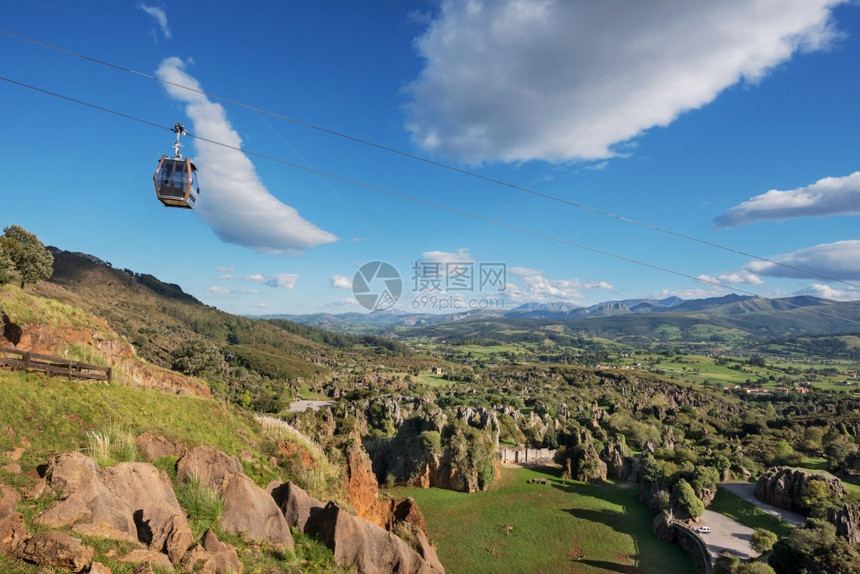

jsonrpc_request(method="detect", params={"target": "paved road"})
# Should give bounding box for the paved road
[719,482,806,527]
[287,399,335,412]
[694,509,758,561]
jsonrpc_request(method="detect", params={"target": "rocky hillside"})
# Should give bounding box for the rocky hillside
[0,283,445,573]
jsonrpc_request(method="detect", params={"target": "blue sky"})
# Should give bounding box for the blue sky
[3,1,860,316]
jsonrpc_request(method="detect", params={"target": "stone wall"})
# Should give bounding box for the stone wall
[498,446,556,465]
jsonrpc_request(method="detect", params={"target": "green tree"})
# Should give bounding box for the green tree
[0,249,21,285]
[674,478,705,519]
[0,225,54,287]
[751,528,778,554]
[170,339,225,376]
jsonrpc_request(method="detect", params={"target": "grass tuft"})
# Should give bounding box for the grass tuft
[174,472,224,539]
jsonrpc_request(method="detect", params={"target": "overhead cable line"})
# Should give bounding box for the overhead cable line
[3,73,859,329]
[3,29,859,291]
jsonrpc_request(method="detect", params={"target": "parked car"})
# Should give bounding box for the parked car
[696,526,711,534]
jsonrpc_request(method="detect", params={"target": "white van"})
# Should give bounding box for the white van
[696,526,711,534]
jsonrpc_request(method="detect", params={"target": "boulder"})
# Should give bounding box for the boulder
[135,433,184,461]
[0,485,27,556]
[89,562,112,574]
[176,446,242,492]
[305,502,444,574]
[203,529,243,574]
[273,481,324,532]
[37,453,193,564]
[180,529,243,574]
[120,549,174,571]
[220,474,294,549]
[19,531,94,573]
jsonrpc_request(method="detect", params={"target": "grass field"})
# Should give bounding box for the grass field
[391,466,697,574]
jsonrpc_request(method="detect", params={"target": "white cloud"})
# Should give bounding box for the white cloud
[139,4,172,39]
[419,248,473,263]
[244,274,266,281]
[156,58,337,253]
[649,287,729,300]
[715,171,860,227]
[216,274,235,280]
[326,298,362,309]
[406,0,845,163]
[584,281,614,290]
[206,286,258,295]
[509,266,542,277]
[331,275,352,289]
[795,284,860,301]
[746,240,860,280]
[697,270,764,285]
[215,266,234,273]
[264,274,299,289]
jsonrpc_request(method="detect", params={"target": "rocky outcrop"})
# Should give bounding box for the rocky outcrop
[306,501,443,574]
[177,446,293,549]
[181,529,243,574]
[19,531,94,573]
[135,433,184,460]
[277,481,444,574]
[0,485,27,557]
[37,451,194,563]
[220,474,293,547]
[755,467,846,513]
[827,503,860,543]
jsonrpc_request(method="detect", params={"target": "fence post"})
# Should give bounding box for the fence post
[24,351,30,371]
[107,368,112,383]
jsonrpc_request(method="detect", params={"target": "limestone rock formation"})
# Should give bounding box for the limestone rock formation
[0,484,27,557]
[305,501,444,574]
[37,452,193,563]
[177,446,294,550]
[755,467,846,513]
[19,531,94,573]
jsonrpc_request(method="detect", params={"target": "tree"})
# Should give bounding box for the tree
[170,339,225,376]
[674,478,704,519]
[0,249,20,285]
[0,225,53,287]
[751,528,778,554]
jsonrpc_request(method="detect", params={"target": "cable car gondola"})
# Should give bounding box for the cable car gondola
[153,123,200,208]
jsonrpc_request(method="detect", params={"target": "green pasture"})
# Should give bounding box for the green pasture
[391,466,697,574]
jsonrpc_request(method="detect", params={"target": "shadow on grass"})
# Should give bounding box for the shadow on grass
[578,559,642,574]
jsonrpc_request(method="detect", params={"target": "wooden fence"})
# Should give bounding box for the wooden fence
[0,347,111,382]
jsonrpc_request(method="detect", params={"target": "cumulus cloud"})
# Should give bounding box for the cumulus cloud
[506,267,613,301]
[745,240,860,280]
[206,286,230,294]
[419,248,473,263]
[697,270,764,285]
[242,272,299,288]
[264,274,299,289]
[795,284,860,301]
[715,171,860,227]
[406,0,845,163]
[215,266,234,272]
[139,4,172,39]
[156,58,337,253]
[331,275,352,289]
